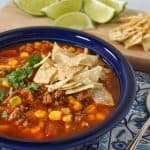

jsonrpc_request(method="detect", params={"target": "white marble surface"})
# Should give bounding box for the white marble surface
[0,0,150,11]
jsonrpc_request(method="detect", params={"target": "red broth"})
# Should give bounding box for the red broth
[0,41,120,140]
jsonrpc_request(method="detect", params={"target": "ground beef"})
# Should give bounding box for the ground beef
[8,105,29,126]
[76,90,91,101]
[74,112,86,123]
[8,107,21,121]
[54,90,65,99]
[43,92,53,105]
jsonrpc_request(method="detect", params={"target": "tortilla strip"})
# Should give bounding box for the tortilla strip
[142,34,150,51]
[47,76,72,93]
[124,31,143,48]
[90,84,114,106]
[33,59,57,84]
[73,66,103,85]
[52,43,98,67]
[61,82,82,90]
[34,51,51,68]
[65,84,95,95]
[55,64,83,80]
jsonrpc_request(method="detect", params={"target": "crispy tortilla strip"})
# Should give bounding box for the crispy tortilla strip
[47,76,72,93]
[55,64,83,80]
[124,31,143,48]
[109,29,137,41]
[65,84,95,95]
[142,34,150,51]
[73,66,103,85]
[52,43,72,65]
[34,52,51,68]
[52,43,98,66]
[61,82,82,90]
[33,59,57,84]
[90,84,114,106]
[74,54,99,66]
[116,14,143,23]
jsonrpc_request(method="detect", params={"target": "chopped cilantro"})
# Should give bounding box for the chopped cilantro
[0,88,6,102]
[26,83,39,91]
[1,111,8,118]
[0,55,42,89]
[28,55,42,67]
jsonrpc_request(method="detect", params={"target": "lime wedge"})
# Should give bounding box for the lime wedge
[42,0,83,19]
[84,0,115,23]
[54,12,93,30]
[99,0,127,15]
[14,0,58,16]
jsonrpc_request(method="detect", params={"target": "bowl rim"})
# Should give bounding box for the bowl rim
[0,26,136,149]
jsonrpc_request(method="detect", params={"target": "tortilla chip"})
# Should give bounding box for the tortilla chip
[33,59,57,84]
[142,34,150,51]
[73,66,103,85]
[48,77,72,93]
[65,84,95,95]
[61,82,82,90]
[52,43,99,66]
[34,51,51,68]
[55,64,83,81]
[90,83,114,106]
[124,31,143,48]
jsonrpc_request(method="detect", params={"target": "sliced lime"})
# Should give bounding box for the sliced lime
[99,0,127,15]
[42,0,83,19]
[14,0,58,16]
[54,12,93,30]
[84,0,115,23]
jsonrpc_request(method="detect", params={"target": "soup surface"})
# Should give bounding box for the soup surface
[0,41,120,140]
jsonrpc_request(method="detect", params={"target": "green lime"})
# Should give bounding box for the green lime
[42,0,83,19]
[54,12,93,30]
[14,0,58,16]
[99,0,127,15]
[84,0,115,23]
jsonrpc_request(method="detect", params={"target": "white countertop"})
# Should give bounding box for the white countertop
[0,0,150,11]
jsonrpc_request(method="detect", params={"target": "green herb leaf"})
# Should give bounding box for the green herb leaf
[1,111,8,118]
[0,88,6,102]
[26,83,39,91]
[4,55,42,89]
[7,68,26,88]
[28,55,42,67]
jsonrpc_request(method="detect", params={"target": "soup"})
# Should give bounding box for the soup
[0,41,120,140]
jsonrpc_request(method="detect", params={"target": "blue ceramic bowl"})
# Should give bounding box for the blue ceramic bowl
[0,27,136,150]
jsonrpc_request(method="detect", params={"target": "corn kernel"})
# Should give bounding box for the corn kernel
[96,113,106,121]
[87,114,95,121]
[61,107,71,115]
[8,58,18,68]
[34,110,47,119]
[81,121,89,127]
[9,96,22,106]
[73,101,83,111]
[49,110,62,121]
[75,48,82,54]
[1,79,10,87]
[86,104,96,113]
[68,47,76,53]
[34,42,41,49]
[62,115,72,123]
[20,52,29,58]
[68,96,76,104]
